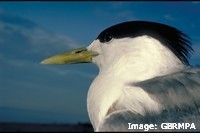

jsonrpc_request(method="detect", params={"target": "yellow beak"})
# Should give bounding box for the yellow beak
[40,47,98,64]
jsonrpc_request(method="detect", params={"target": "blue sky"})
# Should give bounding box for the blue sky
[0,2,200,124]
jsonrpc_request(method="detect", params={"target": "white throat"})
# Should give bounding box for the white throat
[87,35,185,130]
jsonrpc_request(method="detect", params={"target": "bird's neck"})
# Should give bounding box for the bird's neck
[88,64,185,130]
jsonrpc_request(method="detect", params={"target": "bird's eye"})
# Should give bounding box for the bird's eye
[100,33,113,43]
[104,33,113,42]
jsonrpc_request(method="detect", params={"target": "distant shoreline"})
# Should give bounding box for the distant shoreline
[0,122,93,132]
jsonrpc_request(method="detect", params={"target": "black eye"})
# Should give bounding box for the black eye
[99,32,113,43]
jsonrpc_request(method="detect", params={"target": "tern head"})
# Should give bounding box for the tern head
[41,21,193,79]
[41,21,195,131]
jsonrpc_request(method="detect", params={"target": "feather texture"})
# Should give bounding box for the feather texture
[98,67,200,131]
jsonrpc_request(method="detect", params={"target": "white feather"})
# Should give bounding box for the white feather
[87,35,186,130]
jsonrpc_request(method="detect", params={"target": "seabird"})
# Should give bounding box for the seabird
[41,21,200,132]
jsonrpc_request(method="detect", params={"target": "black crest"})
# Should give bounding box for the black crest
[96,21,193,65]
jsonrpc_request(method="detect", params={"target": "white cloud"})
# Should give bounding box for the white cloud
[27,27,80,56]
[192,1,199,4]
[95,8,138,21]
[117,11,138,20]
[164,14,175,21]
[0,18,80,58]
[110,2,126,9]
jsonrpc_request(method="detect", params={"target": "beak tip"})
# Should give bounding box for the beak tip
[40,59,49,64]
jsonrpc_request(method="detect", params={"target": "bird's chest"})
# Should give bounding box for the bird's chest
[87,74,123,129]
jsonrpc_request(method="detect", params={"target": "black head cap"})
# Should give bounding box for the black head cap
[96,21,193,65]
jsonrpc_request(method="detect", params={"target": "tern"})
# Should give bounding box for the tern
[41,21,200,131]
